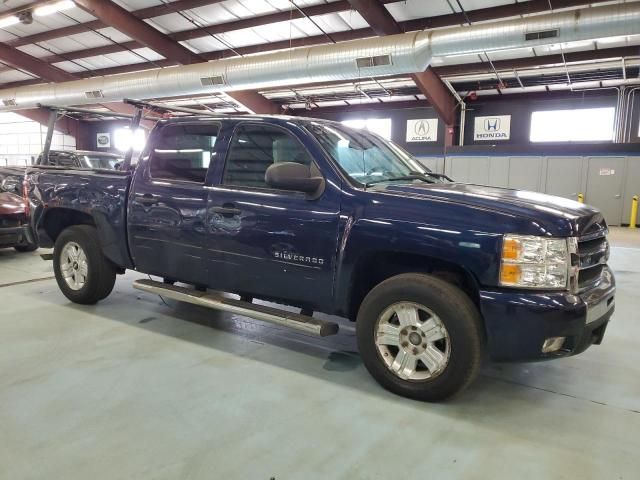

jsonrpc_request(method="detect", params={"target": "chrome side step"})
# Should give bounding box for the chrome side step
[133,279,339,337]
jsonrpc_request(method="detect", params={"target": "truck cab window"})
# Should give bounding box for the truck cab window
[223,124,313,189]
[149,124,220,183]
[51,153,76,167]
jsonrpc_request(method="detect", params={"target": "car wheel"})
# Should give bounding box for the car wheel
[356,273,483,402]
[53,225,116,305]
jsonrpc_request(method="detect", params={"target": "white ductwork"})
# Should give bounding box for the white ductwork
[1,2,640,110]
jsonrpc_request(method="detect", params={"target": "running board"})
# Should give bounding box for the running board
[133,279,339,337]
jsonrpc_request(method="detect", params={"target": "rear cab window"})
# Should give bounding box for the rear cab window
[149,123,221,183]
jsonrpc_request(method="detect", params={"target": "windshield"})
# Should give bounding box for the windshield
[305,122,446,186]
[82,155,122,169]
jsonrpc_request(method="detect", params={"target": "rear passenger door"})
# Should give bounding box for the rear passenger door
[206,122,341,310]
[128,122,220,285]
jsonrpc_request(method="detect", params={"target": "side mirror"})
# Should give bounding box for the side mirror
[265,162,325,196]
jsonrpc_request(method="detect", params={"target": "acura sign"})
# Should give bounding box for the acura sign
[474,115,511,141]
[406,118,438,142]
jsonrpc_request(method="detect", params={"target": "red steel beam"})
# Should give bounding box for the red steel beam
[5,0,599,50]
[6,0,228,48]
[72,0,278,114]
[347,0,457,131]
[73,0,203,65]
[0,41,76,83]
[0,43,153,129]
[0,0,608,78]
[0,0,605,72]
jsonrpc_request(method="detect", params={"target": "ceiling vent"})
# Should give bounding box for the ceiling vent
[85,90,104,99]
[2,99,16,107]
[525,29,559,41]
[356,54,392,69]
[200,75,226,87]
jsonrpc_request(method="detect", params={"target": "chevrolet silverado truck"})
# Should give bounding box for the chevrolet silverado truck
[26,115,615,401]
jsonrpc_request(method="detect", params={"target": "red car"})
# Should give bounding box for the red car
[0,191,37,252]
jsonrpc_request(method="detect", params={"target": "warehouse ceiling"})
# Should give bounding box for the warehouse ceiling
[0,0,638,114]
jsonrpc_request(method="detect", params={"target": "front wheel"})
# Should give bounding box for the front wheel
[53,225,116,305]
[356,273,483,402]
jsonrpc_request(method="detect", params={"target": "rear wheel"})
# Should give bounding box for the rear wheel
[53,225,116,304]
[356,273,483,402]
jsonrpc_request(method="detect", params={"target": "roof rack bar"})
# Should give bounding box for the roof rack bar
[37,103,161,121]
[124,98,223,117]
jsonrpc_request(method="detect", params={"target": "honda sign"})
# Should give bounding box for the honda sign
[474,115,511,141]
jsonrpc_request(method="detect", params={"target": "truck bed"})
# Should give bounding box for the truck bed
[28,168,133,268]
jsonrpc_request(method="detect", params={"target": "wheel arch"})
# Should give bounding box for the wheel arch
[40,208,96,246]
[39,207,129,269]
[345,250,482,323]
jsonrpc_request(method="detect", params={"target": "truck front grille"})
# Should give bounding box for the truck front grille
[575,231,609,292]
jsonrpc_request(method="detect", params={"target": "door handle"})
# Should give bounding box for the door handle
[212,204,242,217]
[615,194,621,199]
[137,194,158,206]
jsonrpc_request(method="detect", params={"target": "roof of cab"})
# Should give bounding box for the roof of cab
[155,114,339,126]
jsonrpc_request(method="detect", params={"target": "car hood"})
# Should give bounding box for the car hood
[374,182,605,237]
[0,191,26,215]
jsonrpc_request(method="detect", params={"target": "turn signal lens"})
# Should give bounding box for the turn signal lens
[502,238,521,260]
[500,264,521,284]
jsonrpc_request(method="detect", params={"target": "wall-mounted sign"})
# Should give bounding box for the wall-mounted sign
[406,118,438,142]
[599,168,615,176]
[474,115,511,141]
[96,132,111,148]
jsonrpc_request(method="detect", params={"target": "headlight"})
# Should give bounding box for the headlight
[1,176,20,194]
[500,235,572,289]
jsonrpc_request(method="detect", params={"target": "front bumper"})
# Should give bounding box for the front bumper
[480,266,615,361]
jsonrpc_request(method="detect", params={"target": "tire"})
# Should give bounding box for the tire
[356,273,483,402]
[53,225,117,305]
[14,242,38,252]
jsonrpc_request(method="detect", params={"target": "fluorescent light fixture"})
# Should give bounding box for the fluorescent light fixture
[34,0,75,17]
[0,16,20,28]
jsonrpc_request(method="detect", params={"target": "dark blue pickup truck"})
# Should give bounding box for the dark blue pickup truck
[26,115,615,401]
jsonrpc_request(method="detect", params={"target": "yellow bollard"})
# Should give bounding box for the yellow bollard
[630,196,638,229]
[577,193,584,203]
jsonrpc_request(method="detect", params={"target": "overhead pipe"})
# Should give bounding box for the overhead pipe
[1,2,640,110]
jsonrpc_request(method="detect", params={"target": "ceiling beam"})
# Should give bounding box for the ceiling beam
[5,0,599,51]
[0,0,609,79]
[347,0,457,127]
[0,41,76,83]
[6,0,229,48]
[435,46,640,77]
[73,0,203,65]
[0,41,155,129]
[0,0,605,72]
[72,0,278,114]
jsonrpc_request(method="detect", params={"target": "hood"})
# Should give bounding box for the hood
[374,182,605,237]
[0,191,26,216]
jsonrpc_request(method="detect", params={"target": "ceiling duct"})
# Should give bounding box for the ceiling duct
[0,2,639,111]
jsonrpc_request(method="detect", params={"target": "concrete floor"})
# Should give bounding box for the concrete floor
[1,228,639,479]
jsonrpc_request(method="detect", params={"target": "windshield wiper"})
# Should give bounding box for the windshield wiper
[365,174,435,187]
